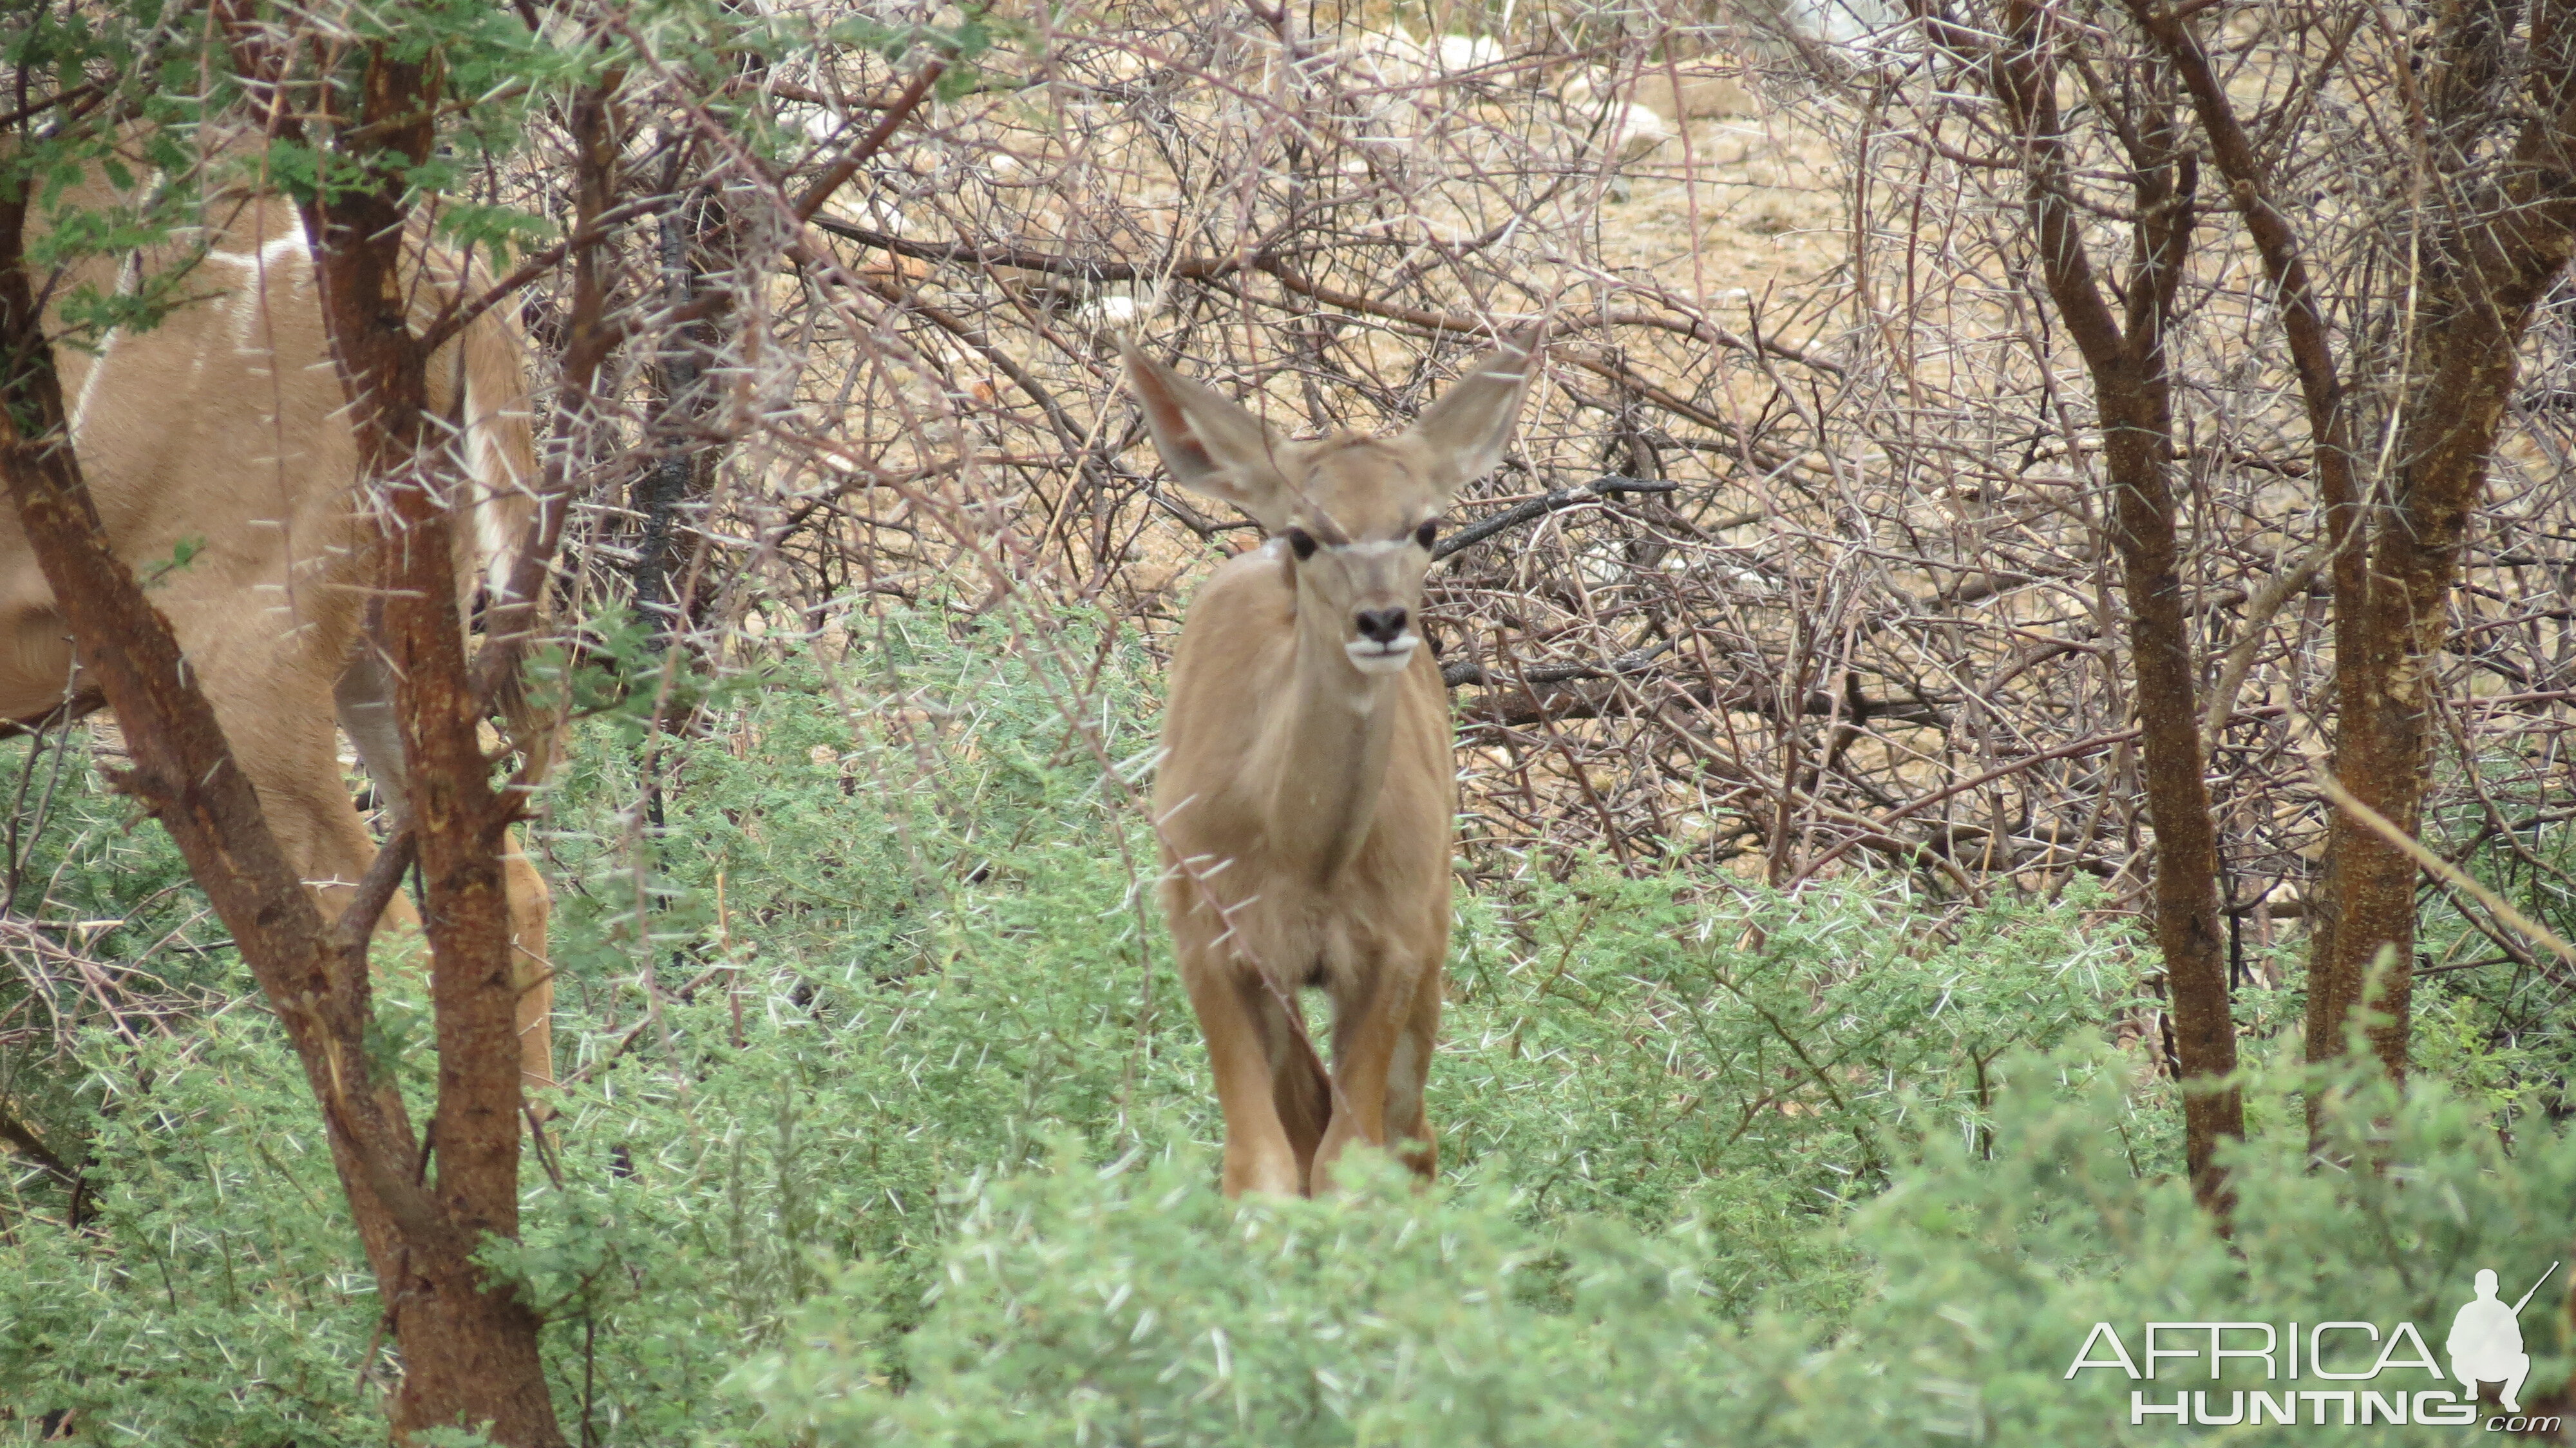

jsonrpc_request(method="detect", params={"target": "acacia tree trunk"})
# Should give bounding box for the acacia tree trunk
[1,28,591,1445]
[1922,0,2245,1213]
[2129,0,2576,1141]
[2121,1,2369,1130]
[0,187,433,1302]
[2297,3,2576,1101]
[281,46,561,1440]
[2309,257,2576,1087]
[0,189,563,1447]
[637,195,714,645]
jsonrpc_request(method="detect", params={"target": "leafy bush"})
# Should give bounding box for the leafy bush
[3,611,2564,1444]
[734,1058,2576,1447]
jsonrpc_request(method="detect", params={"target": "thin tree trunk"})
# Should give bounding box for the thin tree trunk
[2312,255,2576,1081]
[1943,0,2245,1212]
[636,198,706,643]
[0,185,433,1298]
[46,18,591,1440]
[2124,2,2376,1134]
[277,46,565,1445]
[2302,2,2576,1098]
[0,157,557,1441]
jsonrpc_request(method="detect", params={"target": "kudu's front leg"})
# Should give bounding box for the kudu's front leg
[1178,953,1320,1197]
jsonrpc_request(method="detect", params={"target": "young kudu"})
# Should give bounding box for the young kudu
[0,177,557,1089]
[1124,329,1541,1197]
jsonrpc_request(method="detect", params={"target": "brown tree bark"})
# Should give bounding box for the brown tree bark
[246,40,567,1444]
[2253,1,2576,1103]
[0,189,439,1300]
[2123,0,2375,1138]
[1919,0,2246,1213]
[2,31,584,1447]
[2131,0,2576,1150]
[304,52,558,1443]
[2310,175,2576,1091]
[0,186,560,1443]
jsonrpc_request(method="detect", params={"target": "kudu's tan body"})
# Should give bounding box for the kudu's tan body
[1126,330,1540,1197]
[0,174,556,1087]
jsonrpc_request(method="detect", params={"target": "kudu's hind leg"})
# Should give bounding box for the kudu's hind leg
[191,629,381,915]
[1385,962,1442,1181]
[1267,989,1332,1190]
[335,651,556,1094]
[500,837,554,1091]
[1312,957,1443,1194]
[207,700,378,910]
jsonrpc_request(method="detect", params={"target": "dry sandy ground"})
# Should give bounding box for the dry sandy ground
[1594,108,1850,306]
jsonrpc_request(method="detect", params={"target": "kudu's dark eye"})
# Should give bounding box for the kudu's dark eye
[1414,520,1440,550]
[1285,528,1318,560]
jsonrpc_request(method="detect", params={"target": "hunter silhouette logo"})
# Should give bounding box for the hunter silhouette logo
[2448,1262,2557,1414]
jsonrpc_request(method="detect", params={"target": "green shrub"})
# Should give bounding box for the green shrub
[733,1056,2576,1446]
[3,610,2563,1445]
[0,1018,383,1445]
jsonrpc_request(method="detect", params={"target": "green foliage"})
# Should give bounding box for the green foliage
[1,0,213,345]
[2411,761,2576,1127]
[1439,866,2136,1236]
[821,6,1003,99]
[435,201,561,265]
[135,533,203,588]
[730,1056,2576,1446]
[3,611,2569,1445]
[1842,1057,2576,1444]
[0,725,229,1170]
[1,1021,384,1446]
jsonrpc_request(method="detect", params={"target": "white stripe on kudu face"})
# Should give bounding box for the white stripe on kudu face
[1332,538,1411,558]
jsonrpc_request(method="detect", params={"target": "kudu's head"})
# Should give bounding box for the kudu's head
[1122,329,1542,677]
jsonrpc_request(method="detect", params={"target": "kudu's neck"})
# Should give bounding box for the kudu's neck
[1253,586,1405,884]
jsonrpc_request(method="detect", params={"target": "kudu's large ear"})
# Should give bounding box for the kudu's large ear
[1404,325,1544,500]
[1119,336,1295,531]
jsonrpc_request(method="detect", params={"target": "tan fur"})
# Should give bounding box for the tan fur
[1124,331,1540,1197]
[0,171,556,1091]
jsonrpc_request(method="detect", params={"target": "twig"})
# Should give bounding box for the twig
[0,1096,78,1185]
[1432,475,1678,562]
[1786,728,2148,889]
[791,59,948,224]
[2314,770,2576,964]
[328,829,417,958]
[558,962,737,1089]
[2200,549,2326,756]
[1443,643,1671,690]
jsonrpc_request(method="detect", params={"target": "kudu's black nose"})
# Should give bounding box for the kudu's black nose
[1354,607,1410,643]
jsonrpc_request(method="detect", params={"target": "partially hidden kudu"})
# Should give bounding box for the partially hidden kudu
[0,173,557,1089]
[1123,327,1542,1197]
